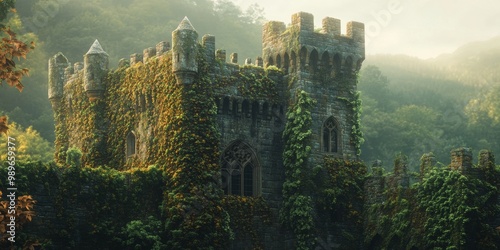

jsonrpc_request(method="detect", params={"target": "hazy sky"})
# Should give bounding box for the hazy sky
[231,0,500,59]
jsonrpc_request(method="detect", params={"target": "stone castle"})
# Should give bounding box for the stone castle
[41,11,500,249]
[48,11,363,194]
[46,11,364,248]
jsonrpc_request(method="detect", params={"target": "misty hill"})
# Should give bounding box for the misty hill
[433,36,500,86]
[366,35,500,88]
[16,0,264,67]
[359,36,500,168]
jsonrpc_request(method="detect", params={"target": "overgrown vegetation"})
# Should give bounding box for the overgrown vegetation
[364,153,500,249]
[281,90,316,249]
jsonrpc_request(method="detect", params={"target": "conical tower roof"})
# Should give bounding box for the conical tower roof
[175,16,196,31]
[86,39,108,56]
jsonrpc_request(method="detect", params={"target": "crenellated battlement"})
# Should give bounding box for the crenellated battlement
[262,12,364,77]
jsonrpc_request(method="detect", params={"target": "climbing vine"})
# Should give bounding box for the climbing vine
[337,90,363,156]
[351,91,363,156]
[159,46,232,249]
[222,196,271,249]
[316,157,366,248]
[416,166,499,249]
[281,90,316,249]
[365,155,500,249]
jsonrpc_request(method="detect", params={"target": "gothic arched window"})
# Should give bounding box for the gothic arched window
[323,117,340,153]
[221,141,260,196]
[126,131,136,157]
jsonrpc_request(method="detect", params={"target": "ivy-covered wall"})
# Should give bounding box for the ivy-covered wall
[364,149,500,250]
[0,160,166,249]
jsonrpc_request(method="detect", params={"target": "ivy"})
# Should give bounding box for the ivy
[0,160,166,249]
[416,166,499,249]
[222,196,271,249]
[317,157,366,248]
[351,91,364,156]
[161,46,232,249]
[281,90,316,249]
[365,155,500,249]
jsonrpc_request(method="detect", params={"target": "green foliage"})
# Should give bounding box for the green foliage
[365,157,500,249]
[350,91,363,156]
[0,161,166,248]
[0,122,53,162]
[319,158,366,219]
[222,196,271,249]
[161,47,232,249]
[416,166,500,249]
[65,147,82,167]
[317,158,366,248]
[359,65,468,168]
[237,70,279,100]
[0,0,15,23]
[364,166,419,249]
[121,216,166,250]
[281,90,316,249]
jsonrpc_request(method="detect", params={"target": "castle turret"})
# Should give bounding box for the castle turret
[84,39,109,101]
[172,17,198,84]
[48,52,69,109]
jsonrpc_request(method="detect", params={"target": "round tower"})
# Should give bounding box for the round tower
[48,52,69,109]
[84,39,109,101]
[172,16,198,85]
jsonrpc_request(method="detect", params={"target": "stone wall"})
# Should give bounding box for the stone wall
[46,12,365,249]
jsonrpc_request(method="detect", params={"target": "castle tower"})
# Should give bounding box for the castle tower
[84,39,109,101]
[172,17,198,85]
[262,12,365,161]
[48,52,69,109]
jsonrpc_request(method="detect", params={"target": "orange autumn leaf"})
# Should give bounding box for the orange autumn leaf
[0,116,8,135]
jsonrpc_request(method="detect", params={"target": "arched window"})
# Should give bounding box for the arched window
[321,51,331,72]
[309,49,318,73]
[276,54,282,69]
[345,56,353,75]
[262,102,269,119]
[333,53,341,77]
[126,131,136,157]
[283,52,290,74]
[267,56,274,68]
[323,117,340,153]
[241,99,250,117]
[222,97,230,114]
[299,46,307,71]
[221,141,260,196]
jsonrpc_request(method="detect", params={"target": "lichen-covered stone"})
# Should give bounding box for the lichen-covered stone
[83,39,109,100]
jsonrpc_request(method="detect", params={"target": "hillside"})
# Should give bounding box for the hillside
[360,37,500,168]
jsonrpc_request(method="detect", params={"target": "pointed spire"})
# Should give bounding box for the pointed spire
[175,16,195,31]
[86,39,108,55]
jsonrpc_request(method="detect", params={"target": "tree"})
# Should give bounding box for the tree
[0,121,53,162]
[0,116,7,134]
[0,0,34,91]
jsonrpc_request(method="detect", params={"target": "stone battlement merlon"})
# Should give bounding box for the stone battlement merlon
[262,12,365,75]
[263,12,365,42]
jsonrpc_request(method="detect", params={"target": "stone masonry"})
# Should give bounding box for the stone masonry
[48,12,365,249]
